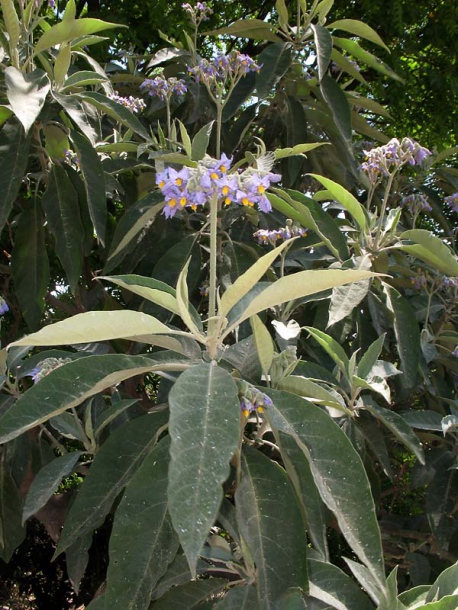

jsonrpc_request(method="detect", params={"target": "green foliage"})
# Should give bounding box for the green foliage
[0,1,458,608]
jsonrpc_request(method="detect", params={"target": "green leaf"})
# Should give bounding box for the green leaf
[61,70,109,90]
[22,452,83,523]
[276,376,347,413]
[400,410,443,432]
[34,17,122,54]
[70,130,107,245]
[309,174,368,231]
[274,142,328,159]
[235,447,308,608]
[399,230,458,276]
[219,240,290,319]
[328,19,389,51]
[150,579,229,609]
[101,274,179,316]
[5,67,50,134]
[327,277,370,327]
[0,352,187,444]
[363,400,424,464]
[11,199,50,330]
[191,121,214,161]
[0,464,25,562]
[105,437,179,610]
[330,49,368,85]
[168,363,240,577]
[320,74,353,145]
[151,554,207,601]
[53,92,98,144]
[419,596,458,610]
[308,558,374,610]
[426,562,458,602]
[177,119,192,157]
[266,389,386,592]
[304,327,349,377]
[250,315,275,378]
[212,585,259,609]
[41,163,84,293]
[204,19,281,43]
[0,0,20,50]
[357,334,386,380]
[426,452,458,551]
[334,37,402,81]
[277,431,329,561]
[176,258,204,338]
[225,270,374,337]
[56,411,168,556]
[256,42,293,99]
[312,24,333,82]
[66,533,92,594]
[384,285,420,390]
[74,91,149,139]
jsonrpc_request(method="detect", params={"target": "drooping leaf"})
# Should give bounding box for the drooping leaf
[0,120,31,234]
[66,533,92,594]
[56,411,168,556]
[312,24,333,82]
[53,92,98,144]
[5,67,50,134]
[256,42,293,99]
[304,327,349,377]
[265,389,386,593]
[34,17,122,54]
[320,74,353,145]
[23,451,83,523]
[333,37,403,81]
[327,19,389,50]
[276,376,347,414]
[399,230,458,277]
[309,174,368,231]
[0,465,26,562]
[0,352,187,444]
[41,163,84,293]
[70,130,107,244]
[105,437,179,610]
[168,363,240,576]
[235,447,308,609]
[11,199,50,330]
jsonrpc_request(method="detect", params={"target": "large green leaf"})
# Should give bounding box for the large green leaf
[327,19,389,51]
[168,363,240,576]
[0,120,31,234]
[224,270,375,337]
[22,451,83,522]
[265,389,386,593]
[327,277,370,327]
[0,352,187,444]
[34,17,121,54]
[256,42,293,99]
[70,131,106,245]
[105,437,179,610]
[53,92,98,144]
[191,121,214,161]
[5,67,50,134]
[333,37,403,81]
[0,465,26,562]
[56,411,168,556]
[149,579,229,609]
[41,163,84,293]
[235,447,308,609]
[213,585,259,609]
[399,230,458,277]
[312,24,333,82]
[204,19,281,42]
[0,0,20,50]
[426,562,458,602]
[309,174,368,231]
[11,199,50,330]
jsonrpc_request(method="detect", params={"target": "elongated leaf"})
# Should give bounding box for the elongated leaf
[191,121,214,161]
[320,74,353,145]
[400,410,443,432]
[66,533,92,594]
[41,163,84,293]
[213,586,259,609]
[204,19,281,43]
[327,278,370,327]
[23,452,83,522]
[219,240,290,319]
[312,24,333,82]
[56,411,168,556]
[399,230,458,277]
[256,42,293,99]
[236,447,308,608]
[0,120,31,234]
[331,49,368,85]
[426,451,458,551]
[0,465,26,562]
[11,199,50,330]
[384,285,420,390]
[176,258,204,338]
[277,431,329,561]
[333,37,403,81]
[274,142,327,159]
[62,70,109,90]
[70,130,106,244]
[53,92,98,143]
[74,91,149,139]
[357,334,386,380]
[328,19,389,51]
[151,554,207,601]
[1,0,20,49]
[150,579,229,609]
[276,376,347,413]
[0,352,187,444]
[34,17,121,54]
[363,400,424,464]
[309,174,368,231]
[105,437,179,610]
[250,315,275,378]
[426,562,458,602]
[101,274,179,315]
[168,363,240,576]
[225,270,375,336]
[308,558,373,610]
[266,389,386,592]
[5,67,50,134]
[304,327,349,376]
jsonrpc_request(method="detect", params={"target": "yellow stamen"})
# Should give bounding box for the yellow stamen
[159,180,165,188]
[242,410,249,418]
[211,172,219,180]
[169,199,177,208]
[175,178,183,186]
[224,197,231,206]
[257,185,266,194]
[222,186,230,195]
[257,406,263,413]
[220,165,227,173]
[242,197,254,207]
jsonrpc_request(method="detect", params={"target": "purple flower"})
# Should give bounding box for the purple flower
[410,275,426,290]
[0,297,9,315]
[401,193,432,213]
[140,75,187,101]
[109,92,146,113]
[445,192,458,214]
[361,137,431,182]
[254,225,306,245]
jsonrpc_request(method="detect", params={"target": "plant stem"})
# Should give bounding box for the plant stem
[374,171,395,249]
[208,192,218,338]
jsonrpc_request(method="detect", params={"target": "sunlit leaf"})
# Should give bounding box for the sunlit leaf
[34,17,122,54]
[204,19,281,43]
[328,19,389,51]
[312,24,333,82]
[309,173,368,231]
[5,67,50,134]
[308,558,373,610]
[399,230,458,277]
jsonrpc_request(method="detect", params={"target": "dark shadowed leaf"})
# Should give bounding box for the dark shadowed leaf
[66,533,92,594]
[426,452,458,551]
[105,437,179,610]
[0,465,25,562]
[308,558,373,610]
[256,42,293,99]
[168,363,240,576]
[312,25,333,82]
[203,19,281,42]
[212,585,259,609]
[149,579,229,609]
[320,75,352,145]
[151,554,207,601]
[235,447,308,609]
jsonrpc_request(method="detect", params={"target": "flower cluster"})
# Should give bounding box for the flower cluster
[182,1,213,25]
[29,357,72,383]
[109,92,146,113]
[410,275,427,290]
[445,192,458,214]
[442,276,458,290]
[360,138,431,182]
[254,224,306,245]
[0,296,8,315]
[236,380,273,418]
[401,193,432,214]
[140,75,187,101]
[188,50,261,87]
[156,154,281,218]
